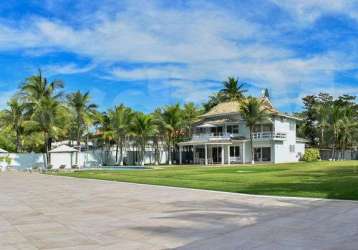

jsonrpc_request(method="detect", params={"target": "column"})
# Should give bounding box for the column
[205,144,208,166]
[193,145,196,164]
[242,142,246,164]
[221,145,224,165]
[179,146,182,165]
[227,145,231,165]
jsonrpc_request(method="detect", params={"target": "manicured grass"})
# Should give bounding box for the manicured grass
[55,161,358,200]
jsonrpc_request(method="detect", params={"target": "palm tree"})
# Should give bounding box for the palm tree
[109,104,134,165]
[21,70,64,158]
[21,70,64,109]
[314,103,330,148]
[131,113,156,166]
[182,102,201,138]
[337,105,357,159]
[25,97,66,166]
[161,104,183,165]
[220,77,247,101]
[240,97,269,164]
[203,92,226,111]
[94,112,114,165]
[67,91,97,148]
[1,98,26,152]
[328,103,344,160]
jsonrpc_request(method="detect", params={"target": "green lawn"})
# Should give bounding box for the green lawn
[56,161,358,200]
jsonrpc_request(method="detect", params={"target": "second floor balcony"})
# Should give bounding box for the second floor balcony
[252,132,286,140]
[192,131,287,141]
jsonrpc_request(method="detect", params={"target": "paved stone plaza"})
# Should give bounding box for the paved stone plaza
[0,172,357,249]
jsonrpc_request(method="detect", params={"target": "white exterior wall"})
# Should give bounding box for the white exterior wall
[273,117,300,163]
[50,152,76,169]
[6,153,45,170]
[296,142,305,160]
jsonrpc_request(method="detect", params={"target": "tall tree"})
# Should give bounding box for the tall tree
[240,97,269,164]
[161,104,183,165]
[21,70,64,110]
[203,92,226,111]
[301,95,319,146]
[182,102,201,138]
[219,77,247,101]
[25,97,66,165]
[313,94,333,148]
[109,104,134,165]
[131,113,156,166]
[67,91,97,148]
[328,102,344,160]
[1,98,26,152]
[21,71,65,166]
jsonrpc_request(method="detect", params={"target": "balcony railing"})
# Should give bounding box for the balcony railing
[191,132,287,141]
[252,132,286,140]
[192,133,235,141]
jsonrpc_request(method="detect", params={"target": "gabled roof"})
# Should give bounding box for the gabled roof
[0,148,8,153]
[49,145,78,153]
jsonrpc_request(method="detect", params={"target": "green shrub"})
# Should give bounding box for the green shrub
[0,155,12,165]
[302,148,320,162]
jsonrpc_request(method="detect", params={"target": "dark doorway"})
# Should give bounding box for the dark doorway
[212,147,222,163]
[254,147,271,162]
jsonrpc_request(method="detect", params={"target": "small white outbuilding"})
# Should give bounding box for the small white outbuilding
[0,148,8,154]
[0,148,9,172]
[49,145,79,169]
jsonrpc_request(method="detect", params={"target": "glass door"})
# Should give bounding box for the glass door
[254,148,261,162]
[254,147,271,162]
[212,147,222,163]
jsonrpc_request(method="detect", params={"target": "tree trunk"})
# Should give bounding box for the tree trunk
[44,132,50,168]
[168,137,172,165]
[331,128,336,160]
[15,130,20,153]
[77,123,81,148]
[155,138,159,165]
[115,135,119,164]
[141,139,145,166]
[250,127,254,164]
[119,137,124,166]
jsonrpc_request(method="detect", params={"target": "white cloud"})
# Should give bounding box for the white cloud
[43,63,96,75]
[0,90,17,109]
[0,1,357,111]
[271,0,358,24]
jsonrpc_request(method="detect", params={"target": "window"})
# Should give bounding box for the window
[210,126,223,136]
[227,125,239,134]
[230,146,240,157]
[196,148,205,158]
[290,145,295,153]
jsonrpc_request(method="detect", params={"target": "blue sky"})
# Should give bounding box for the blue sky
[0,0,358,112]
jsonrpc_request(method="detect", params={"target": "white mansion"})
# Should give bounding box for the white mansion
[178,97,306,165]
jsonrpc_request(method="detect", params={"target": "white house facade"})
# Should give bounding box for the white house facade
[178,98,306,165]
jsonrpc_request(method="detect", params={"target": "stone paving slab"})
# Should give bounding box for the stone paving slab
[0,172,357,249]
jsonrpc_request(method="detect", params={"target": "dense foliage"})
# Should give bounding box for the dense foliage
[0,71,357,165]
[302,148,320,162]
[297,93,358,159]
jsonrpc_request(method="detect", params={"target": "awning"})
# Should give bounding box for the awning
[197,123,216,128]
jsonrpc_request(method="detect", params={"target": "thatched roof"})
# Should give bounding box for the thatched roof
[201,97,278,118]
